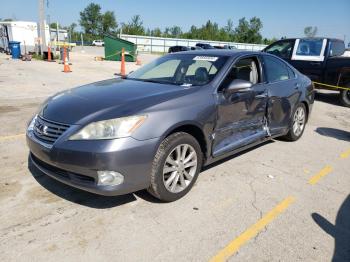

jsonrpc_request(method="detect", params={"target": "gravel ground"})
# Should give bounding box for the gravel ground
[0,47,349,262]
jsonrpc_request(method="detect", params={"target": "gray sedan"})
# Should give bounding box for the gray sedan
[27,50,314,202]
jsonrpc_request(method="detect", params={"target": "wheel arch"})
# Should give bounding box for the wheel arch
[162,122,208,161]
[337,68,350,87]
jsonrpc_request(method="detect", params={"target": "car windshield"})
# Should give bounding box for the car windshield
[127,54,228,86]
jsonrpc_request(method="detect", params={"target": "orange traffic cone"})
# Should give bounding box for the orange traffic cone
[47,45,52,61]
[120,48,126,77]
[62,46,71,73]
[136,55,142,66]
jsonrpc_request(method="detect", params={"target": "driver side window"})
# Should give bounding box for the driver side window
[219,57,260,91]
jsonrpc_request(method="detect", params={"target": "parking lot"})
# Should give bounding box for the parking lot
[0,47,349,261]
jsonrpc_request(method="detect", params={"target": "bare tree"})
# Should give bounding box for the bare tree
[304,26,318,38]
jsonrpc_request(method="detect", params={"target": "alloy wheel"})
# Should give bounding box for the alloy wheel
[293,106,306,137]
[162,144,198,193]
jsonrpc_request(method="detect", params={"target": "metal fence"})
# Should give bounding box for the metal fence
[120,34,267,53]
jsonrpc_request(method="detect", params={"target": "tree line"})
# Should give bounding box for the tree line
[75,3,276,44]
[1,3,320,45]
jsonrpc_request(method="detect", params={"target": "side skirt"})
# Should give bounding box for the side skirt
[204,132,285,167]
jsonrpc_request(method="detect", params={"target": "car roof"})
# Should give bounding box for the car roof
[170,49,259,57]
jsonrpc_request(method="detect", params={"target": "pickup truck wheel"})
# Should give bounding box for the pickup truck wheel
[282,103,307,141]
[340,86,350,107]
[147,132,203,202]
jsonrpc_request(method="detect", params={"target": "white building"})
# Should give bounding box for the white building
[0,21,50,54]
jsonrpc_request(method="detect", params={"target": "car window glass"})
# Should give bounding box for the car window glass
[264,56,290,82]
[233,58,259,84]
[265,41,294,59]
[296,39,323,56]
[140,60,181,78]
[219,57,260,90]
[128,54,228,86]
[187,60,217,75]
[330,41,345,56]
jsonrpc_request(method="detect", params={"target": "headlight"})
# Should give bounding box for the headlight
[69,115,147,140]
[27,115,37,131]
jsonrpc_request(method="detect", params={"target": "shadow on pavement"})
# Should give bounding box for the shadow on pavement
[312,195,350,262]
[315,127,350,142]
[28,159,137,209]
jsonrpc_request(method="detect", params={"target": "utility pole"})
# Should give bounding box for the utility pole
[38,0,47,55]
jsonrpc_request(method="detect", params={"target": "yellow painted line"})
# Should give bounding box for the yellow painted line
[0,133,25,142]
[340,149,350,159]
[210,196,296,262]
[308,165,333,185]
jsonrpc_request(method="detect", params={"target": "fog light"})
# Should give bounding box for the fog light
[97,171,124,186]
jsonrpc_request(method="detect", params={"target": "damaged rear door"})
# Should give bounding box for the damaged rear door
[212,55,269,157]
[262,55,301,136]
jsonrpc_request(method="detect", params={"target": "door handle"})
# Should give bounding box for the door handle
[294,83,300,89]
[310,62,321,66]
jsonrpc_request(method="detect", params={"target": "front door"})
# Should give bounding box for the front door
[212,56,269,157]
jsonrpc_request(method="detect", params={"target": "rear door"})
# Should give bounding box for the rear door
[262,55,301,135]
[212,55,269,157]
[290,38,328,81]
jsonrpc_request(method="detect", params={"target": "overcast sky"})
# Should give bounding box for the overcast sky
[1,0,350,43]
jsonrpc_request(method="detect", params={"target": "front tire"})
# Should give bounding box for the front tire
[148,132,203,202]
[283,103,307,141]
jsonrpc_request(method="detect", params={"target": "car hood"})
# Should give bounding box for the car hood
[39,78,191,125]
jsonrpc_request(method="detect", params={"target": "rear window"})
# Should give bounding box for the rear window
[296,39,323,56]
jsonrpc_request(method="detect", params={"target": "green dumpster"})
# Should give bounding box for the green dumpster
[104,34,136,62]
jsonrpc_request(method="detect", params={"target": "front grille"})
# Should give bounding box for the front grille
[31,154,95,184]
[33,116,70,144]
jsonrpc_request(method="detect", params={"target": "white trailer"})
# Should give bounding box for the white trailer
[0,21,50,54]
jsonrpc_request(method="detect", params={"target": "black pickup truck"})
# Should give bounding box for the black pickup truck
[263,38,350,107]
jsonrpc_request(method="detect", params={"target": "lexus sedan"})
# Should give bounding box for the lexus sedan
[27,50,314,202]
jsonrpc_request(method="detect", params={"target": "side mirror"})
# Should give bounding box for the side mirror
[225,79,253,94]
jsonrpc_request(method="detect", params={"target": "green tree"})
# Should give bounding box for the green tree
[79,3,102,35]
[101,11,117,34]
[169,26,182,38]
[163,27,172,37]
[263,37,277,45]
[304,26,317,37]
[234,17,263,43]
[69,22,77,32]
[122,15,145,35]
[50,22,60,29]
[151,27,162,37]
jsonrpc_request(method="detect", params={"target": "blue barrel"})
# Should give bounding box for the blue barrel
[9,41,21,59]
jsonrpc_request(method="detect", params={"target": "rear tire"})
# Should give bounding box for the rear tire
[282,103,307,141]
[147,132,203,202]
[340,84,350,107]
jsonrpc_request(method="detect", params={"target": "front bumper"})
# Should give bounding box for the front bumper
[27,130,160,196]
